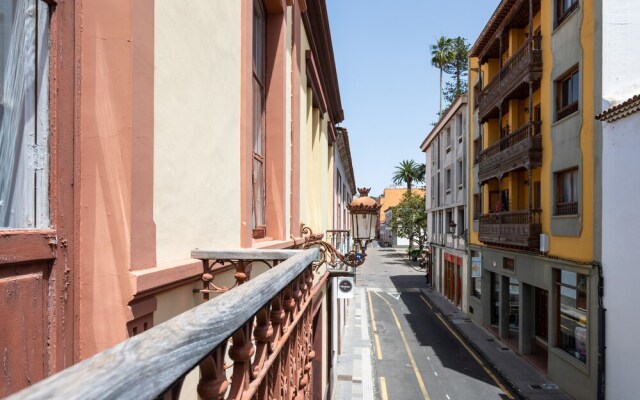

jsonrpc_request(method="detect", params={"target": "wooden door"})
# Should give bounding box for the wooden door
[0,0,76,395]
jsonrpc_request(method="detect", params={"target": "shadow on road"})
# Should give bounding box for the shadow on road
[384,275,504,393]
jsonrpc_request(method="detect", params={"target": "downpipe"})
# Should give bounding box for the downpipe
[595,261,605,400]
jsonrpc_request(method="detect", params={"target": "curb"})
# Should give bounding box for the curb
[418,288,525,400]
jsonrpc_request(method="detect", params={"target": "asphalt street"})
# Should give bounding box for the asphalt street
[358,245,511,400]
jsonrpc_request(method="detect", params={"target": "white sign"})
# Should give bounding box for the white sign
[337,277,354,299]
[471,256,482,278]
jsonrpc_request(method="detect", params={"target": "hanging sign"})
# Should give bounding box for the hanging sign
[471,256,482,278]
[337,277,354,299]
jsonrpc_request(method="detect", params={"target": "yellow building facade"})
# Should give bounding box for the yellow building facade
[467,1,602,399]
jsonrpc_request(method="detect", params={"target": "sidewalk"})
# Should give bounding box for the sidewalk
[331,251,573,400]
[420,286,573,400]
[332,286,375,400]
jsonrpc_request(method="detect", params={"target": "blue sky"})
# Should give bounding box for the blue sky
[326,0,501,197]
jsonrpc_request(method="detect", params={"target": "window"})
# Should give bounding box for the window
[457,160,463,188]
[556,270,588,363]
[252,0,266,238]
[431,145,436,166]
[556,68,579,121]
[445,169,451,193]
[556,0,578,26]
[473,193,481,220]
[471,251,481,299]
[473,138,481,165]
[445,210,452,233]
[473,82,481,109]
[555,168,578,215]
[503,257,515,272]
[445,129,451,152]
[457,114,463,142]
[0,0,51,228]
[456,208,464,234]
[431,177,435,200]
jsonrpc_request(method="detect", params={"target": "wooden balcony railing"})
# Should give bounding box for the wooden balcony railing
[477,121,542,183]
[479,209,542,249]
[9,249,322,400]
[557,101,579,121]
[478,35,542,121]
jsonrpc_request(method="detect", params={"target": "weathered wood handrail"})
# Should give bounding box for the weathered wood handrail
[9,249,319,400]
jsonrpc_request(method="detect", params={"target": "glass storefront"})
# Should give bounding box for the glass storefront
[556,270,588,363]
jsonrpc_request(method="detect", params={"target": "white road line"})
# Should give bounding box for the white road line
[446,394,451,400]
[434,371,438,376]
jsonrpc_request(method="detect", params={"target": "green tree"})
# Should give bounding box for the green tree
[430,36,454,114]
[392,160,424,193]
[443,79,469,105]
[389,191,429,253]
[443,37,470,98]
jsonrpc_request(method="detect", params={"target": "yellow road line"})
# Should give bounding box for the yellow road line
[367,291,383,360]
[367,290,378,331]
[434,313,514,399]
[419,295,433,310]
[373,291,430,400]
[379,376,389,400]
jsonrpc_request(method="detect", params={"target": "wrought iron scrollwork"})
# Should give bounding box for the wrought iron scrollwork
[300,224,366,271]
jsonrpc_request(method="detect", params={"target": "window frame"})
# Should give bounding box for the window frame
[251,0,267,239]
[555,269,588,363]
[556,0,579,27]
[555,167,579,216]
[556,67,580,121]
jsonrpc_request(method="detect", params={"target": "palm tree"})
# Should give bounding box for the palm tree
[392,160,424,193]
[430,36,454,114]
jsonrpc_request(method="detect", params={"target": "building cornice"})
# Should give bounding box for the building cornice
[336,127,356,193]
[302,0,344,125]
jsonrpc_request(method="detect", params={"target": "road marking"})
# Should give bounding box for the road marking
[380,377,389,400]
[367,291,378,332]
[387,292,401,300]
[434,313,514,399]
[367,291,383,360]
[419,295,433,310]
[434,371,438,376]
[373,291,431,400]
[446,394,451,400]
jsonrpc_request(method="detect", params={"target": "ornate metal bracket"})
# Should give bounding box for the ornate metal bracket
[300,224,368,272]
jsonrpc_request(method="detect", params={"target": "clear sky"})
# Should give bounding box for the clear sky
[326,0,501,197]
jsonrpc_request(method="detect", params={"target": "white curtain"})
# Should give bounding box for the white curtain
[0,0,49,228]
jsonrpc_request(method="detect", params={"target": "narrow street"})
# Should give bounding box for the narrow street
[357,245,511,400]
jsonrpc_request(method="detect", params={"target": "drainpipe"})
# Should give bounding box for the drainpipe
[595,261,605,400]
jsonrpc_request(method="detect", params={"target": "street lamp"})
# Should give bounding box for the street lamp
[448,220,467,240]
[302,187,381,272]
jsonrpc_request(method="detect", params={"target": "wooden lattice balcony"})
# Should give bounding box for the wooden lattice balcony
[478,209,542,249]
[477,121,542,184]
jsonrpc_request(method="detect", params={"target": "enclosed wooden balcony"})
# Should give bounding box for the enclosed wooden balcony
[477,121,542,184]
[478,35,542,122]
[479,209,541,249]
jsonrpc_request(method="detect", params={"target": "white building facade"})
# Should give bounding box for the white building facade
[421,95,469,310]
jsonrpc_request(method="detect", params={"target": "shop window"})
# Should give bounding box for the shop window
[556,270,588,363]
[0,0,51,228]
[555,168,578,215]
[556,0,578,27]
[471,251,481,299]
[556,67,579,121]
